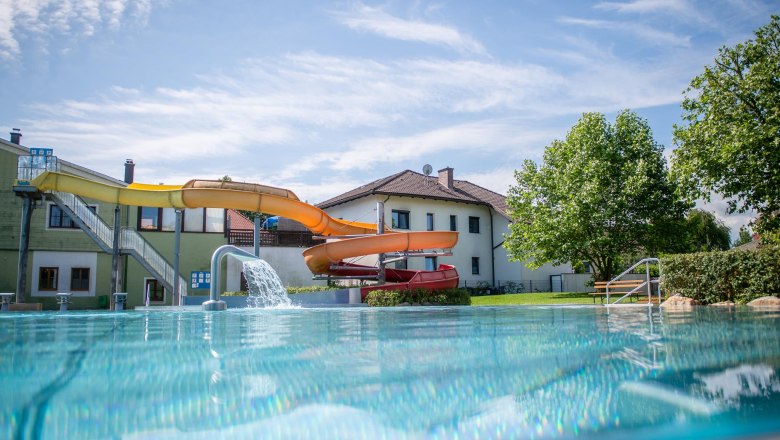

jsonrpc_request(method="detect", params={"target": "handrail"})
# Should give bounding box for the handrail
[120,228,188,297]
[606,258,661,306]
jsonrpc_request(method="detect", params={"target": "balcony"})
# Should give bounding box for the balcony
[227,229,316,248]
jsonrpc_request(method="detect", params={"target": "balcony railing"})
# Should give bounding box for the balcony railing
[227,229,316,247]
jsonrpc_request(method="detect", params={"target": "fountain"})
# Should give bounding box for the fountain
[243,259,293,308]
[203,245,295,310]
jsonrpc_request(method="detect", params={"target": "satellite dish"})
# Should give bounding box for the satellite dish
[422,164,433,176]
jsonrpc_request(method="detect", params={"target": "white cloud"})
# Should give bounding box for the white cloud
[594,0,725,27]
[332,3,486,55]
[559,16,691,47]
[459,167,518,196]
[16,44,703,192]
[596,0,689,13]
[0,0,155,61]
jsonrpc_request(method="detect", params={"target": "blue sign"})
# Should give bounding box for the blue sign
[191,271,211,289]
[30,148,53,157]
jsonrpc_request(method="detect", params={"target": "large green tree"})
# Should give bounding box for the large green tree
[506,111,688,281]
[684,209,731,252]
[672,15,780,233]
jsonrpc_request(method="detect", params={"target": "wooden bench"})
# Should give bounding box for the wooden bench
[590,280,647,303]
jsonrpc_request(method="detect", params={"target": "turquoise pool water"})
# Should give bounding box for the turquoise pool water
[1,306,779,439]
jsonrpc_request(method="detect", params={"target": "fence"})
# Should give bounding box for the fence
[227,229,317,248]
[464,279,555,295]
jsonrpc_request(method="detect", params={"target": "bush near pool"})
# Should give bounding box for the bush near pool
[661,245,780,304]
[365,288,471,307]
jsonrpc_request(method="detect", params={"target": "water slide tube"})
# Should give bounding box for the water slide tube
[30,172,459,293]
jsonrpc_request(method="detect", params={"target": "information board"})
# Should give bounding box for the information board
[190,271,211,289]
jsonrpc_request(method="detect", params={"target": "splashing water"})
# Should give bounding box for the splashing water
[242,259,295,308]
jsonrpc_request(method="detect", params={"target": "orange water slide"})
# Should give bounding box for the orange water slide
[29,172,459,282]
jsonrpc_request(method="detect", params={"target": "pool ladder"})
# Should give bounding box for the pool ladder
[606,258,662,306]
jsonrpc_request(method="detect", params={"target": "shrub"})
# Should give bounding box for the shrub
[285,285,336,294]
[365,288,471,307]
[661,245,780,304]
[221,291,248,296]
[366,290,403,307]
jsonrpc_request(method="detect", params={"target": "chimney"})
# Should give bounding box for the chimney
[438,167,454,190]
[9,128,21,145]
[124,159,135,184]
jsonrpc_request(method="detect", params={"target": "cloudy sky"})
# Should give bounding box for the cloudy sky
[0,0,774,233]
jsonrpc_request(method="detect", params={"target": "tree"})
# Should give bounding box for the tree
[733,225,754,247]
[684,209,731,252]
[505,111,688,281]
[672,15,780,234]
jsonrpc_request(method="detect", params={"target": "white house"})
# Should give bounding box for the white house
[318,167,574,292]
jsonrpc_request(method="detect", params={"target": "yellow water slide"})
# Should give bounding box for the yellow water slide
[30,172,458,275]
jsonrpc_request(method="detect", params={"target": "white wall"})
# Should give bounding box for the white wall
[225,247,327,291]
[31,251,98,297]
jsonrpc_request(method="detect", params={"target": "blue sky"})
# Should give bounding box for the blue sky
[0,0,775,234]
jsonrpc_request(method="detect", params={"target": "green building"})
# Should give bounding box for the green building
[1,132,234,310]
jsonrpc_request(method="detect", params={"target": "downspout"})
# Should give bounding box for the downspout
[488,207,495,288]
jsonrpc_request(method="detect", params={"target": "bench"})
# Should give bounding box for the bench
[590,280,647,303]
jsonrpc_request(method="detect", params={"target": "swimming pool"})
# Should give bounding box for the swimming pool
[1,306,779,439]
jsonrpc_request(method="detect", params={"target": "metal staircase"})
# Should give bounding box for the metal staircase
[49,191,187,297]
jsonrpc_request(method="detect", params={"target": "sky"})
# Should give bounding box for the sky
[0,0,775,236]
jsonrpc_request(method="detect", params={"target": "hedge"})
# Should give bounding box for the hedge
[661,245,780,304]
[365,288,471,307]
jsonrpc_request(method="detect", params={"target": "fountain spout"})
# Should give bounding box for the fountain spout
[203,245,259,311]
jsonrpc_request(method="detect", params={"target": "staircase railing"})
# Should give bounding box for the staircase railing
[606,258,661,306]
[48,191,187,298]
[120,228,188,297]
[50,191,114,252]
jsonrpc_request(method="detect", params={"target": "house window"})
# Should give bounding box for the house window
[426,213,434,231]
[469,216,480,233]
[49,204,96,229]
[425,256,438,271]
[139,207,160,230]
[449,215,457,231]
[472,257,480,275]
[144,278,165,303]
[39,267,58,291]
[392,210,410,230]
[161,208,177,231]
[70,268,90,291]
[139,207,225,233]
[394,260,408,270]
[205,208,225,233]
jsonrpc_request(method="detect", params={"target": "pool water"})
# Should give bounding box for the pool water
[1,306,779,439]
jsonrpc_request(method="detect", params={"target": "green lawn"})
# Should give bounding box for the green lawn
[471,291,596,306]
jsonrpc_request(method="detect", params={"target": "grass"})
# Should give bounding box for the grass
[471,291,596,306]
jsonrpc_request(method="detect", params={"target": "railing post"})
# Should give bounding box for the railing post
[111,205,121,310]
[172,209,182,306]
[646,261,651,306]
[16,195,33,304]
[377,201,385,285]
